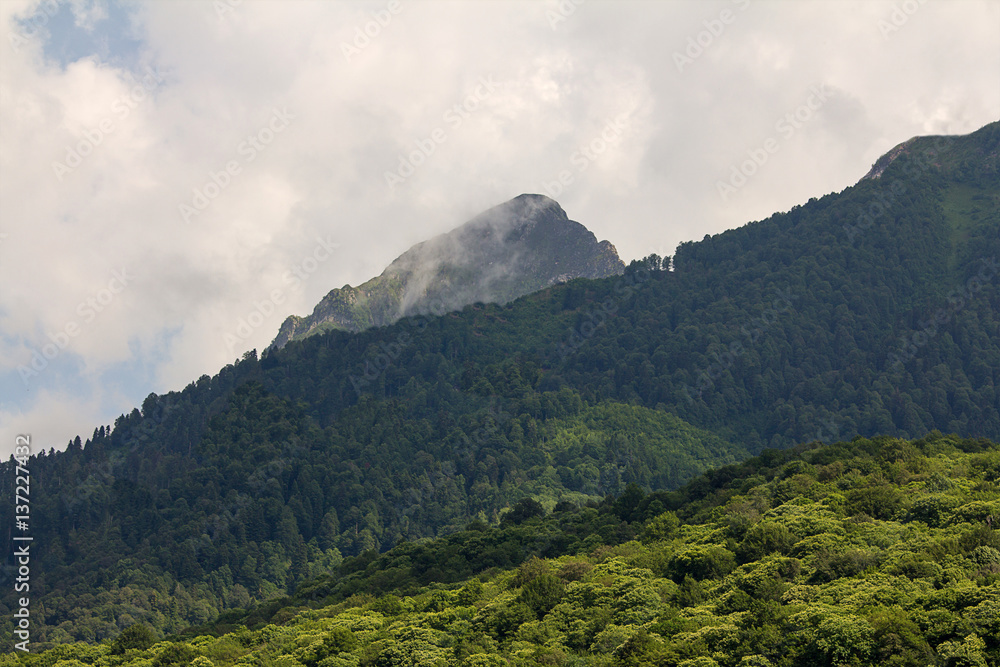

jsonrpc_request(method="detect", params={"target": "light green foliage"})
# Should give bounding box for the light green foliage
[12,434,1000,666]
[668,545,737,582]
[588,624,633,654]
[738,657,773,666]
[641,511,680,543]
[8,124,1000,654]
[815,613,876,665]
[678,658,720,667]
[461,656,506,667]
[937,634,989,667]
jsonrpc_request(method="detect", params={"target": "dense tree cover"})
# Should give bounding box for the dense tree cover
[0,123,997,647]
[8,433,999,666]
[255,122,999,451]
[0,377,742,646]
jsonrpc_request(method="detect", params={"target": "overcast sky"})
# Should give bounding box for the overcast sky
[1,0,998,458]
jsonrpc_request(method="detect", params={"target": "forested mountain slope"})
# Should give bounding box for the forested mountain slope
[262,121,1000,450]
[14,432,1000,666]
[1,121,997,646]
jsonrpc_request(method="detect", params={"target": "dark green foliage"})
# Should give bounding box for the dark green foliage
[2,122,998,650]
[369,595,404,616]
[477,601,535,640]
[0,375,737,646]
[810,549,882,582]
[737,522,797,561]
[869,608,935,666]
[502,498,545,525]
[847,484,905,520]
[109,624,156,655]
[909,494,962,527]
[151,644,199,667]
[890,552,941,580]
[322,627,358,654]
[12,433,1000,667]
[456,578,484,605]
[641,511,680,543]
[673,574,705,607]
[518,573,566,618]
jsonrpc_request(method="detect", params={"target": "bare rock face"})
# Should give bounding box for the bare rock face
[270,194,624,348]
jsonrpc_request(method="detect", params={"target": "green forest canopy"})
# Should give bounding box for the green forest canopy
[6,432,999,666]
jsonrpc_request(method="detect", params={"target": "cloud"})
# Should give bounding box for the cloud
[0,0,998,457]
[67,0,107,31]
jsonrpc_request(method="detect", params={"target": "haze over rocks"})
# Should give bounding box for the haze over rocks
[270,194,624,348]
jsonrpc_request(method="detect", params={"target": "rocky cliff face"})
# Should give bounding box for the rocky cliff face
[270,194,625,348]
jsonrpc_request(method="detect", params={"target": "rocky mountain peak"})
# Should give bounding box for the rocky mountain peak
[270,194,624,348]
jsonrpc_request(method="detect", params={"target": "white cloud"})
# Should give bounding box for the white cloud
[68,0,107,31]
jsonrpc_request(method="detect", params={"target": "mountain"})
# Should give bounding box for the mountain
[270,193,625,347]
[2,121,998,648]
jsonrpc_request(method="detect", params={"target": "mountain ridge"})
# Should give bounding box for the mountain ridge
[861,121,1000,181]
[270,194,625,348]
[2,121,998,648]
